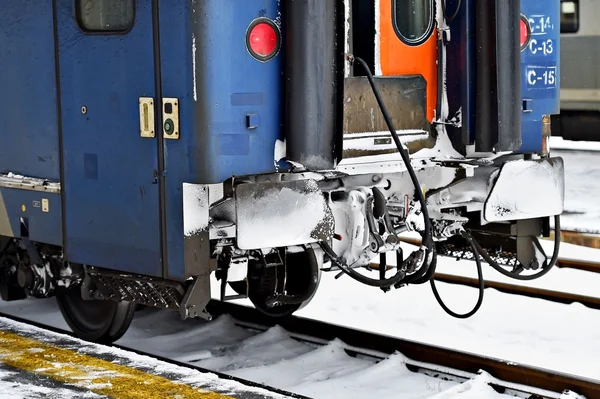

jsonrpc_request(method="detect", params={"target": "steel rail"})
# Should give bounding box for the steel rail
[206,301,600,399]
[386,229,600,310]
[0,302,598,398]
[366,254,600,311]
[557,258,600,273]
[397,231,600,273]
[433,272,600,309]
[548,230,600,250]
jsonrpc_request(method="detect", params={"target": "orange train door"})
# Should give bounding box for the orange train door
[378,0,438,122]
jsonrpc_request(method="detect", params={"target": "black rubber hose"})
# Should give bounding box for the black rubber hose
[430,230,485,318]
[317,55,435,288]
[320,241,407,288]
[470,215,561,281]
[349,55,434,255]
[405,235,437,284]
[441,0,462,23]
[265,246,320,307]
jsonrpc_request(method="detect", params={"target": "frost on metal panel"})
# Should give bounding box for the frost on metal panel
[0,172,61,193]
[337,129,462,175]
[374,0,382,76]
[192,34,197,102]
[434,0,450,121]
[273,1,282,28]
[342,129,426,154]
[412,129,462,160]
[273,139,286,167]
[344,0,352,78]
[235,179,334,250]
[430,0,463,160]
[182,183,209,236]
[484,158,565,222]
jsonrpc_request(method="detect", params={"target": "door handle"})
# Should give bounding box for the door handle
[139,97,155,138]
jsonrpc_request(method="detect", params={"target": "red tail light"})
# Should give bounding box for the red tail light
[246,18,281,62]
[520,15,531,51]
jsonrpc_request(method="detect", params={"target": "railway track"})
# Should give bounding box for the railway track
[433,271,600,310]
[0,301,597,399]
[0,231,598,398]
[202,302,599,399]
[387,230,600,311]
[398,230,600,271]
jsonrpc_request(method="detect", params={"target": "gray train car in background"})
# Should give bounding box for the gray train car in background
[552,0,600,141]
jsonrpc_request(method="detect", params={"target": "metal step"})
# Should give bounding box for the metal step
[435,235,520,269]
[85,268,186,310]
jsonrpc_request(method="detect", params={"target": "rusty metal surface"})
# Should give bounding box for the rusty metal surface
[548,230,600,249]
[343,75,430,134]
[342,75,435,158]
[433,272,600,310]
[557,258,600,273]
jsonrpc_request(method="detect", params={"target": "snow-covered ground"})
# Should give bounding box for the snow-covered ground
[0,314,294,399]
[550,137,600,153]
[553,146,600,233]
[1,238,599,399]
[0,285,589,399]
[0,144,598,398]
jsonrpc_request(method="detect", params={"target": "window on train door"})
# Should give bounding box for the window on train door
[560,0,579,33]
[76,0,135,33]
[393,0,435,45]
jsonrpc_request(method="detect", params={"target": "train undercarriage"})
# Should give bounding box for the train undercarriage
[0,0,564,344]
[0,146,564,342]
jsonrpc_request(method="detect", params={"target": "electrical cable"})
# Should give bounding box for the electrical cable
[441,0,462,23]
[430,216,560,318]
[408,238,438,284]
[324,13,558,306]
[320,241,406,288]
[470,215,561,281]
[349,55,434,253]
[318,55,435,289]
[430,230,485,318]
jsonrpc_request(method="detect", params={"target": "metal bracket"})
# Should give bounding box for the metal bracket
[162,98,180,140]
[139,97,155,138]
[179,275,212,320]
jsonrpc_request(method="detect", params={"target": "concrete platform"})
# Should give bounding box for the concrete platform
[0,315,296,399]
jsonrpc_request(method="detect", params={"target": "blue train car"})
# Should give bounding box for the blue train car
[0,0,565,343]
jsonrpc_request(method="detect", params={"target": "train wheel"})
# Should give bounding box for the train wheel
[229,247,320,319]
[56,292,135,344]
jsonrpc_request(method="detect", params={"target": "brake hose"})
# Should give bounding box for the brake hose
[323,53,559,314]
[349,55,434,253]
[431,216,560,318]
[318,55,435,289]
[320,241,407,288]
[430,230,485,318]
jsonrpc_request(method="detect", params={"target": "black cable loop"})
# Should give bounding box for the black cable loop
[318,55,436,289]
[469,215,561,281]
[430,230,485,318]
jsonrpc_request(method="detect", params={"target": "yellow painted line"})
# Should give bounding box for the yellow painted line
[0,330,234,399]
